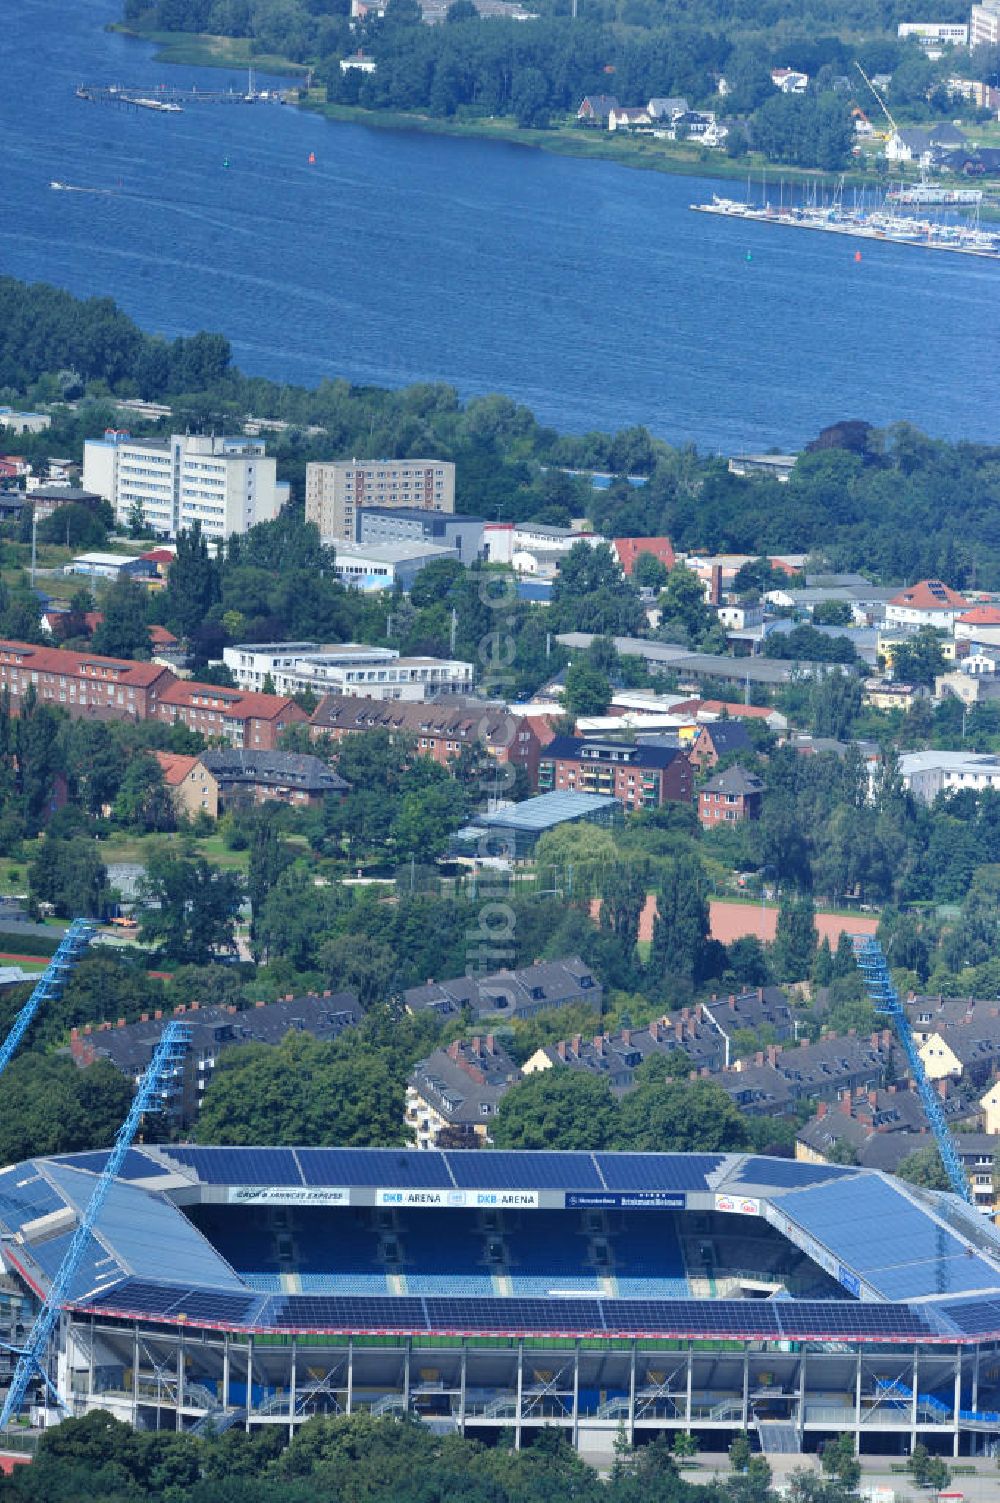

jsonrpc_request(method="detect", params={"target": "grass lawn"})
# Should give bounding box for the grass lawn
[93,831,251,873]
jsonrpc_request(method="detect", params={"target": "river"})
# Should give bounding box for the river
[2,0,998,451]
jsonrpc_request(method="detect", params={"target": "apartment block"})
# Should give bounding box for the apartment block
[155,682,308,749]
[305,458,455,542]
[538,735,693,810]
[83,430,289,540]
[0,640,174,722]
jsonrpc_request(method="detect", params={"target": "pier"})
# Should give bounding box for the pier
[75,83,296,108]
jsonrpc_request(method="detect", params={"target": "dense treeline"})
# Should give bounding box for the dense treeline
[0,1408,867,1503]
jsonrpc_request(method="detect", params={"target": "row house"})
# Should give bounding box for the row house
[919,1015,1000,1089]
[155,681,308,750]
[406,1036,521,1148]
[71,990,363,1126]
[538,735,693,810]
[403,957,602,1022]
[796,1079,977,1174]
[716,1031,898,1116]
[309,695,553,786]
[0,640,174,722]
[697,765,765,827]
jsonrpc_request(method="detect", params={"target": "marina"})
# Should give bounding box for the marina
[691,192,1000,260]
[75,80,295,107]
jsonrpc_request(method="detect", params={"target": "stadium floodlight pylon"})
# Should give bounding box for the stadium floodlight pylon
[0,1020,191,1429]
[852,934,973,1205]
[0,917,96,1083]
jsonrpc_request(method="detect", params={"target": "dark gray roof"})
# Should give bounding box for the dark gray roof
[700,764,765,796]
[199,749,348,794]
[542,735,685,769]
[80,991,363,1077]
[403,957,601,1019]
[409,1038,520,1123]
[696,721,753,755]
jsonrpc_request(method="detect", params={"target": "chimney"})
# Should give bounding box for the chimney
[755,1051,765,1066]
[937,1078,948,1100]
[816,1101,827,1119]
[847,1027,856,1037]
[839,1096,853,1117]
[447,1040,461,1061]
[472,1037,483,1057]
[323,989,331,998]
[621,1029,631,1046]
[70,1027,78,1040]
[572,1035,582,1053]
[758,986,765,1001]
[675,1019,684,1042]
[870,1032,880,1049]
[256,999,266,1008]
[190,1001,200,1011]
[882,1029,892,1049]
[83,1024,92,1035]
[486,1033,495,1053]
[117,1017,126,1029]
[868,1089,878,1108]
[766,1044,779,1066]
[173,1004,185,1016]
[154,1010,162,1021]
[557,1041,567,1061]
[681,1007,690,1022]
[594,1035,605,1055]
[729,994,737,1011]
[709,563,723,606]
[140,1013,149,1023]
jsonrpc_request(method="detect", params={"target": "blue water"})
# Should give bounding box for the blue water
[2,0,999,450]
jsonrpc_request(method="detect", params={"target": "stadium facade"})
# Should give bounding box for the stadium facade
[2,1147,1000,1457]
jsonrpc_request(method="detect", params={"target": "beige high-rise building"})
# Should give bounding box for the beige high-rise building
[305,458,455,542]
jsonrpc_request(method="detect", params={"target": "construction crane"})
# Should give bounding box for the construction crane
[0,1020,191,1428]
[852,936,972,1204]
[0,918,96,1083]
[854,60,899,141]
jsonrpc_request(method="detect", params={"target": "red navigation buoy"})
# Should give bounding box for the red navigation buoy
[854,250,862,262]
[308,151,316,164]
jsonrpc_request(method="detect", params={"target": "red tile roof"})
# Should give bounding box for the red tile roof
[959,606,1000,626]
[0,640,172,688]
[889,579,969,611]
[160,680,306,722]
[43,612,177,647]
[154,751,202,786]
[612,537,676,576]
[675,698,776,721]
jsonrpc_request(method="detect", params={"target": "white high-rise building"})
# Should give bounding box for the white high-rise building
[83,430,289,541]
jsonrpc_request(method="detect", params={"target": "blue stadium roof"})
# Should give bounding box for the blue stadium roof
[1,1149,999,1340]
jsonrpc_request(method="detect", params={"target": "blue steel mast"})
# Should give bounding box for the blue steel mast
[852,935,973,1204]
[0,1021,191,1428]
[0,918,95,1081]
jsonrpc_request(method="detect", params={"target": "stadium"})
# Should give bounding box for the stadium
[3,1145,1000,1458]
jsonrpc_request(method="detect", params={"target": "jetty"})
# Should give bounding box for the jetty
[75,83,295,108]
[691,193,1000,261]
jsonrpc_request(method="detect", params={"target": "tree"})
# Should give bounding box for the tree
[729,1433,752,1473]
[0,1054,132,1165]
[657,564,717,646]
[139,852,242,963]
[28,835,109,918]
[111,752,176,832]
[649,856,711,988]
[562,659,612,717]
[492,1070,618,1150]
[321,932,398,1007]
[633,552,669,591]
[616,1077,750,1153]
[247,814,290,956]
[393,781,469,862]
[895,1142,950,1192]
[772,893,816,982]
[907,1443,951,1491]
[90,577,152,659]
[162,523,219,640]
[892,626,947,688]
[820,1433,860,1490]
[512,65,551,128]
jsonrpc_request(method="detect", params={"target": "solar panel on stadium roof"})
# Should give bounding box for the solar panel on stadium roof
[165,1147,304,1186]
[446,1152,603,1190]
[777,1177,1000,1301]
[296,1148,454,1188]
[595,1154,724,1192]
[940,1300,1000,1336]
[732,1158,855,1189]
[82,1279,260,1324]
[53,1149,164,1180]
[271,1296,427,1329]
[0,1169,63,1232]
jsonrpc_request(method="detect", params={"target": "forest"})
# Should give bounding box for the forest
[0,1409,869,1503]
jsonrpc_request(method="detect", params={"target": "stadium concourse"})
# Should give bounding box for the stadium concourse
[3,1149,1000,1458]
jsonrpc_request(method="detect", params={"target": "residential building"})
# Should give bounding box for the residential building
[155,682,308,749]
[673,698,789,732]
[64,552,156,582]
[884,578,970,629]
[899,749,1000,803]
[970,1,1000,47]
[0,408,50,435]
[0,640,174,723]
[697,765,765,827]
[576,94,618,123]
[451,790,621,862]
[403,957,602,1022]
[41,610,177,652]
[155,751,219,819]
[339,48,376,70]
[795,1080,976,1174]
[83,431,288,540]
[332,539,457,591]
[936,659,1000,706]
[612,537,675,576]
[981,1077,1000,1133]
[919,1017,1000,1088]
[716,1031,898,1116]
[70,991,363,1125]
[863,680,928,713]
[555,633,823,688]
[608,106,651,131]
[406,1036,521,1148]
[356,506,484,561]
[647,97,688,121]
[223,642,474,701]
[955,605,1000,648]
[29,485,104,523]
[309,696,550,784]
[538,735,693,810]
[688,719,754,769]
[905,992,992,1045]
[198,749,349,811]
[304,458,455,542]
[771,67,809,91]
